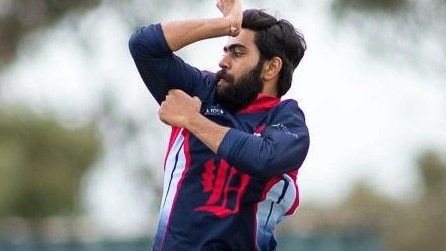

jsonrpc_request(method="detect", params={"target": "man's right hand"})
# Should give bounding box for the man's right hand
[216,0,243,37]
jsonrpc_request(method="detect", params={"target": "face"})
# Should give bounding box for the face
[215,29,264,113]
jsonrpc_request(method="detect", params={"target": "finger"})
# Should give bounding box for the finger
[193,96,202,104]
[168,89,184,98]
[159,101,168,116]
[167,89,182,95]
[216,0,223,12]
[158,107,169,124]
[158,108,163,121]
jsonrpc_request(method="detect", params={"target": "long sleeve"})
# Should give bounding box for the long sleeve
[128,23,214,104]
[217,100,310,178]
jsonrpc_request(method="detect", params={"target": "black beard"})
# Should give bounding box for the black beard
[214,61,264,113]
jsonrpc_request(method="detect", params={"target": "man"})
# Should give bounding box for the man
[129,0,309,250]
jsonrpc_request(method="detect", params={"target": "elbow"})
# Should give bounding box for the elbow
[128,26,163,59]
[128,25,172,62]
[128,32,137,52]
[128,28,145,58]
[293,134,310,169]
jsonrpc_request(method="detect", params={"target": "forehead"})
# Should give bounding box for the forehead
[224,29,258,52]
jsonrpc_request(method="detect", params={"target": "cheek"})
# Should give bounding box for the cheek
[233,62,257,80]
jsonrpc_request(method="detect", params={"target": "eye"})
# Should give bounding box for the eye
[233,51,244,58]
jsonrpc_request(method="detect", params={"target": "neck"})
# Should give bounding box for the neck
[262,79,278,97]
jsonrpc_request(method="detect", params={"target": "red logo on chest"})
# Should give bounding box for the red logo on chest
[195,159,251,218]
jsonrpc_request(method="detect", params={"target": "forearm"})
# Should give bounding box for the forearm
[184,113,230,153]
[161,18,232,51]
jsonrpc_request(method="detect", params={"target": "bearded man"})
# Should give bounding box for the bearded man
[129,0,309,250]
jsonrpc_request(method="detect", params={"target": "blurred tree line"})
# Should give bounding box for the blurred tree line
[0,0,102,232]
[0,0,102,238]
[0,108,100,219]
[0,0,445,249]
[279,150,446,251]
[331,0,445,76]
[0,0,192,237]
[335,150,446,251]
[0,0,101,70]
[326,1,446,248]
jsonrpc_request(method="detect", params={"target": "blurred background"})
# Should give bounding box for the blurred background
[0,0,445,250]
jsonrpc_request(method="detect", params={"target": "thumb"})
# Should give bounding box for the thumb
[216,0,223,13]
[192,96,202,111]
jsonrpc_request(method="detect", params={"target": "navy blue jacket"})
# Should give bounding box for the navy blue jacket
[129,23,310,251]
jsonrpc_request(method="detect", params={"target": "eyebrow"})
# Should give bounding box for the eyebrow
[223,43,248,52]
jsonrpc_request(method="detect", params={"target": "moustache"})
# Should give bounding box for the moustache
[215,70,235,84]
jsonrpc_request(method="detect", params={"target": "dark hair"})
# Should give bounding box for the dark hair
[242,9,306,97]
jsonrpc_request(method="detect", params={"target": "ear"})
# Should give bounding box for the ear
[262,56,282,81]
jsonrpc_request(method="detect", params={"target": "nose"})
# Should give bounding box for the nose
[218,53,231,70]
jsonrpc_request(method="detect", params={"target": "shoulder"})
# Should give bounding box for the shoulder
[275,99,303,114]
[270,99,307,124]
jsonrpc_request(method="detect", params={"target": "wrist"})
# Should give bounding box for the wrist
[225,17,239,36]
[183,111,202,130]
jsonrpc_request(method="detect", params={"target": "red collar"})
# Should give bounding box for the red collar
[236,94,280,114]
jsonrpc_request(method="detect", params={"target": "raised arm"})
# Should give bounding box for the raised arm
[128,0,243,104]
